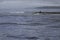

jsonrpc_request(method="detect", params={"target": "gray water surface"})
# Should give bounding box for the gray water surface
[0,14,60,40]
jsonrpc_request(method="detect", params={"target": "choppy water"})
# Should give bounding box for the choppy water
[0,14,60,40]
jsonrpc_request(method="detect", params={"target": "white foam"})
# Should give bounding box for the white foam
[10,11,24,14]
[34,13,40,15]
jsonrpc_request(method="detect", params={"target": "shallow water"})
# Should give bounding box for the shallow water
[0,14,60,40]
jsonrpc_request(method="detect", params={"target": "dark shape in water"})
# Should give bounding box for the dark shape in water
[34,11,42,14]
[7,35,39,39]
[38,11,42,13]
[25,37,39,39]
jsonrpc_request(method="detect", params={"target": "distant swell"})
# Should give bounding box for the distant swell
[0,22,47,26]
[0,23,28,25]
[47,26,60,28]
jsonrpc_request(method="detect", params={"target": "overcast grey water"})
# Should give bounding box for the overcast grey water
[0,13,60,40]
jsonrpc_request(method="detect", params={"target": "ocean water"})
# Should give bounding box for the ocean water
[0,8,60,40]
[0,14,60,40]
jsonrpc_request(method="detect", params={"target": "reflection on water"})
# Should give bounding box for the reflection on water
[0,14,60,40]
